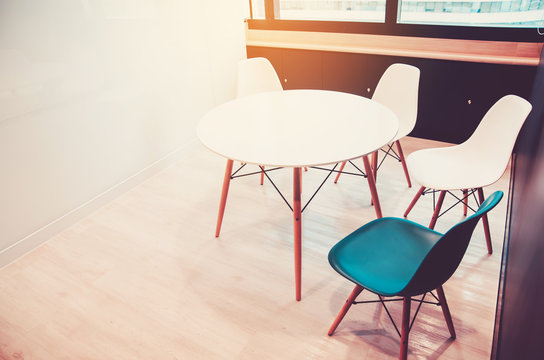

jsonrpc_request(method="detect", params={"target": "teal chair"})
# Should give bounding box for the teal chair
[327,191,503,360]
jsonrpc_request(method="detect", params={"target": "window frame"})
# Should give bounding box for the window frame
[248,0,544,42]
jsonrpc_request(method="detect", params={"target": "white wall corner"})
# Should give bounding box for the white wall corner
[0,137,199,269]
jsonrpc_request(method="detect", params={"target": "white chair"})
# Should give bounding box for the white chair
[334,63,420,187]
[403,94,532,254]
[236,57,283,98]
[236,57,284,184]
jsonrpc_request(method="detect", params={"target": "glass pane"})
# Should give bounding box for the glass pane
[398,0,544,27]
[251,0,266,19]
[277,0,386,22]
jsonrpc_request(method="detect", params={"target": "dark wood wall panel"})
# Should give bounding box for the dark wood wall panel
[322,51,385,97]
[492,48,544,360]
[282,49,323,90]
[247,46,536,144]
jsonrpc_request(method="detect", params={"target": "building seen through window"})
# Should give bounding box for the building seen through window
[398,0,544,27]
[272,0,544,27]
[251,0,266,19]
[278,0,386,22]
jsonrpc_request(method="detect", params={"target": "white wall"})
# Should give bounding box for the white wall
[0,0,248,265]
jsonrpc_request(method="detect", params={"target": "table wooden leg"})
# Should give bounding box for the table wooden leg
[371,151,378,181]
[293,167,302,301]
[215,159,233,237]
[363,155,382,218]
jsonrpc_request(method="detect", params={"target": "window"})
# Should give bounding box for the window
[398,0,544,28]
[248,0,544,41]
[277,0,386,23]
[251,0,266,19]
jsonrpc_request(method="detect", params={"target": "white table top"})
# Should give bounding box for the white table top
[197,89,398,167]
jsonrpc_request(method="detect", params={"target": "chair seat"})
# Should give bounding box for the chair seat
[329,218,442,296]
[407,145,506,190]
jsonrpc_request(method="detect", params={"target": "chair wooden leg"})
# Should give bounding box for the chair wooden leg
[215,159,234,237]
[477,187,493,254]
[293,168,302,301]
[372,151,378,181]
[369,151,379,206]
[334,161,347,183]
[429,190,447,230]
[328,285,364,336]
[396,140,412,188]
[436,286,456,339]
[404,186,425,218]
[462,189,468,216]
[260,166,265,185]
[363,155,383,218]
[400,297,411,360]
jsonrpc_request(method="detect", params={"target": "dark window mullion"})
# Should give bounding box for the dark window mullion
[265,0,278,21]
[385,0,399,26]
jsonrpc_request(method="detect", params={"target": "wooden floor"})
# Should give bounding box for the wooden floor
[0,137,509,360]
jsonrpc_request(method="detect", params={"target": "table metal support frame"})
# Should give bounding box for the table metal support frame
[214,154,383,301]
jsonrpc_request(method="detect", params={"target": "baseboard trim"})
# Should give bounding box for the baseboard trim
[0,137,199,269]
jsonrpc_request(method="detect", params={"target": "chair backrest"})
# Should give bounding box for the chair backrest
[372,63,420,140]
[401,191,504,296]
[460,94,532,179]
[236,57,283,98]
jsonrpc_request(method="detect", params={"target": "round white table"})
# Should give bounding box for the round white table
[198,89,398,301]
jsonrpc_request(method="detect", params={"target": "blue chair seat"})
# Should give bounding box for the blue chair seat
[329,218,442,296]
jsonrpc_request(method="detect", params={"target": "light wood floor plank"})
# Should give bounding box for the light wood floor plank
[0,137,509,359]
